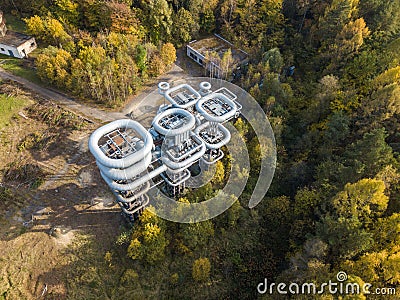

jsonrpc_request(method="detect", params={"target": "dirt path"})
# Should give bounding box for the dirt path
[0,67,126,123]
[0,63,186,124]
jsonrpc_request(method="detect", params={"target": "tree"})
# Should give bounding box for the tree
[192,258,211,282]
[315,0,359,44]
[346,128,396,178]
[36,46,73,88]
[200,9,215,33]
[233,0,285,49]
[262,48,284,73]
[106,1,144,37]
[211,161,225,187]
[127,210,168,264]
[53,0,79,26]
[147,54,166,77]
[335,18,370,56]
[359,0,400,36]
[25,15,72,47]
[220,48,234,80]
[135,45,147,73]
[25,15,45,39]
[172,8,199,46]
[160,43,176,66]
[332,178,389,222]
[316,215,373,259]
[141,0,173,44]
[181,220,214,249]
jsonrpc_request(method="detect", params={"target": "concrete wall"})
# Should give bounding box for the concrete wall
[0,37,37,59]
[186,45,206,67]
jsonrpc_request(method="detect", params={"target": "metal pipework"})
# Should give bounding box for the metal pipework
[195,93,237,123]
[199,81,212,96]
[158,82,170,95]
[89,80,241,221]
[96,152,152,181]
[194,122,231,150]
[117,194,150,215]
[88,119,153,169]
[100,165,168,192]
[152,108,196,136]
[164,84,201,109]
[115,181,151,204]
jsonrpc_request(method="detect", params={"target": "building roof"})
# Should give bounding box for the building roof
[188,34,249,65]
[0,30,34,47]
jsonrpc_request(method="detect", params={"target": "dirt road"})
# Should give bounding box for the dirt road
[0,63,186,124]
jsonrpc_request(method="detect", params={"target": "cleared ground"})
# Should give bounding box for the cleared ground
[0,81,122,299]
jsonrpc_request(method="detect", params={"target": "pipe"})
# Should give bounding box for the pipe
[195,93,237,123]
[96,152,152,181]
[165,133,204,162]
[164,84,201,109]
[161,169,191,186]
[117,194,150,215]
[162,142,206,170]
[115,181,151,203]
[88,119,153,169]
[152,108,196,136]
[194,122,231,149]
[100,164,168,191]
[200,150,224,165]
[158,82,170,95]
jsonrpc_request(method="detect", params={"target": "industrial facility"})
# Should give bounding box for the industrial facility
[88,81,242,222]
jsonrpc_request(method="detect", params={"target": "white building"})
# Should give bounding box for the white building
[0,11,37,58]
[187,34,249,79]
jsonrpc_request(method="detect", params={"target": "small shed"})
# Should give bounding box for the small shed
[0,11,37,58]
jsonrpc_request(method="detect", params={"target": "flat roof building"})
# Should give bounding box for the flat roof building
[187,34,249,79]
[0,11,37,58]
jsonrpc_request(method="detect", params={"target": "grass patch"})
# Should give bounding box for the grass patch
[0,59,41,84]
[3,14,27,33]
[0,93,32,128]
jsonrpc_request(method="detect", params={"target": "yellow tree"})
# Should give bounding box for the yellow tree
[160,43,176,66]
[332,178,388,222]
[335,18,370,55]
[36,46,73,88]
[192,258,211,282]
[127,210,168,264]
[25,15,45,40]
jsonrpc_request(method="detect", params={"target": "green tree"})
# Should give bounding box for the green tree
[359,0,400,36]
[181,220,214,249]
[316,215,373,259]
[262,48,284,73]
[192,258,211,282]
[135,45,147,73]
[141,0,173,44]
[53,0,79,25]
[172,8,199,46]
[127,210,168,264]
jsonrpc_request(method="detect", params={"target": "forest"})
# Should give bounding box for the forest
[1,0,400,299]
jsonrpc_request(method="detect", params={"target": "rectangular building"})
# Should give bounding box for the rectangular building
[0,11,37,58]
[187,34,249,79]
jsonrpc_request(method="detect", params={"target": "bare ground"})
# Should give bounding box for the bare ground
[0,88,123,299]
